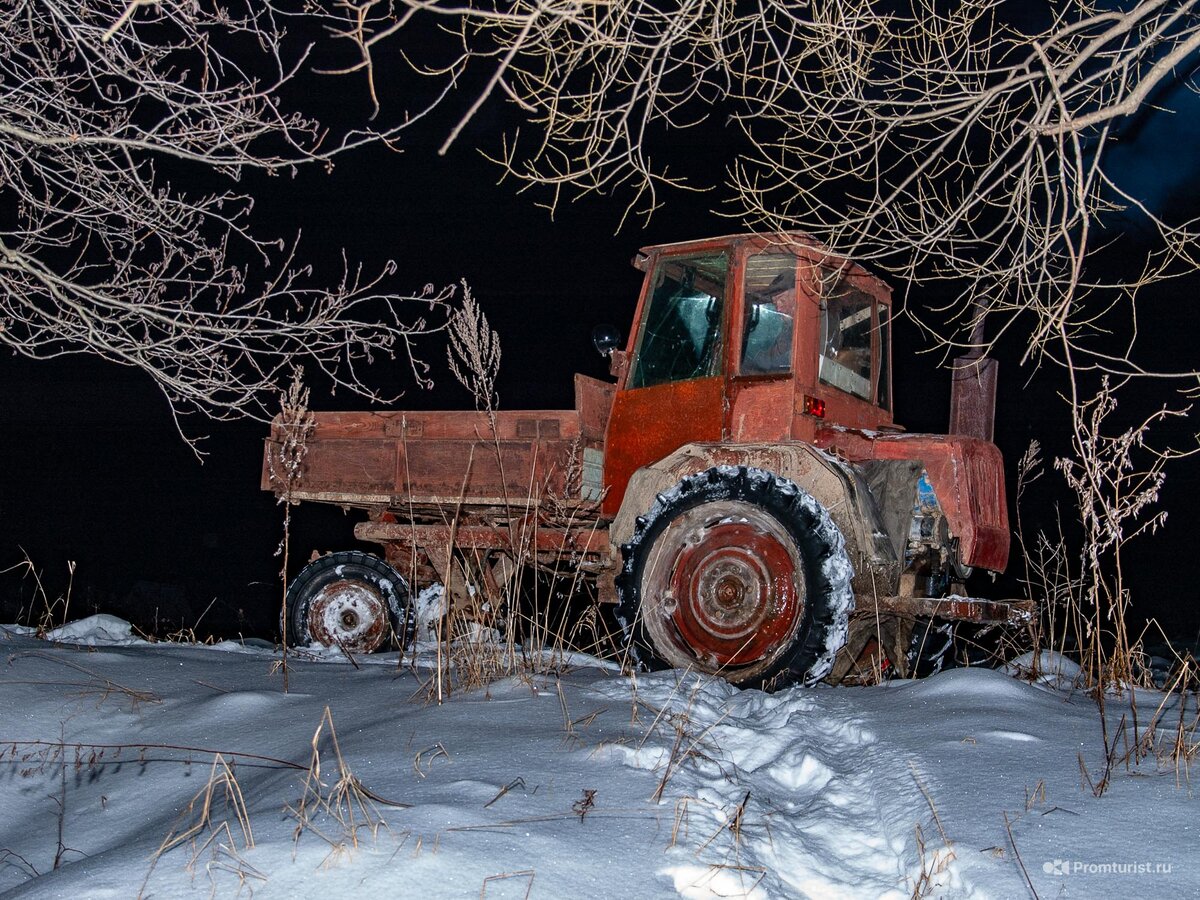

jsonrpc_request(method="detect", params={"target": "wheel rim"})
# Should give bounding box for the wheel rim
[307,578,390,653]
[642,500,806,677]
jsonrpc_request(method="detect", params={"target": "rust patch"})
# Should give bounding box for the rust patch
[307,578,390,653]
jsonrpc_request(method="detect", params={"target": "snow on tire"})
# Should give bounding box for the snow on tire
[616,465,854,689]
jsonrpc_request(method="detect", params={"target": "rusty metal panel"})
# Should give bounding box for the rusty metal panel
[264,438,396,494]
[601,376,725,519]
[264,409,583,497]
[398,438,584,501]
[269,411,389,440]
[287,410,581,443]
[949,356,998,441]
[355,521,611,556]
[574,374,616,442]
[815,428,1010,573]
[728,376,794,443]
[874,594,1033,624]
[403,440,534,497]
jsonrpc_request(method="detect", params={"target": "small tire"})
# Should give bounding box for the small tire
[284,551,413,653]
[616,466,854,688]
[905,618,954,678]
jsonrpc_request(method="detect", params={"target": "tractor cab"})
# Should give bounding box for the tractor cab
[601,233,895,518]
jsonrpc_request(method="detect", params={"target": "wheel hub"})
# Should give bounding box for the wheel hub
[308,579,389,653]
[643,502,807,677]
[691,552,767,637]
[713,574,745,609]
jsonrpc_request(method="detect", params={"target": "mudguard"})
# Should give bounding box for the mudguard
[611,442,901,599]
[815,429,1010,573]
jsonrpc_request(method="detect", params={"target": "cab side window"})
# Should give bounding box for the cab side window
[819,282,873,401]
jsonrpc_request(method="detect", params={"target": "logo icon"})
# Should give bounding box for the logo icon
[1042,859,1070,876]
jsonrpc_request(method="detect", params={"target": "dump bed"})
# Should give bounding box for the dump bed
[262,408,601,516]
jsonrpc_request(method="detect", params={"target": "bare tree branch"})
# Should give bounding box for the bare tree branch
[336,0,1200,380]
[0,0,456,447]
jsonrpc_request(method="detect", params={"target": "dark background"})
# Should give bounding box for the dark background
[2,30,1199,645]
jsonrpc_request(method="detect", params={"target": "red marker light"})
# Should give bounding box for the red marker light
[803,395,826,418]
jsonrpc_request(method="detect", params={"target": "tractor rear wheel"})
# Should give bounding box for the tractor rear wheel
[285,551,413,653]
[616,466,853,688]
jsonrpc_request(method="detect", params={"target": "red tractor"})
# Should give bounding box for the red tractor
[263,232,1026,687]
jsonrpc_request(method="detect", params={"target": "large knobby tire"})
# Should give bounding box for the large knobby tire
[616,466,854,689]
[285,551,413,653]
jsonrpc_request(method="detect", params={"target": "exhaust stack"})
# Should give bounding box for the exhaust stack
[949,356,998,441]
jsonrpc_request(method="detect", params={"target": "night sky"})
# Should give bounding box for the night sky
[3,32,1200,644]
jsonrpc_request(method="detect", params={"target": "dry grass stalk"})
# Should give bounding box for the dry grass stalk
[571,789,597,822]
[413,742,450,778]
[1002,811,1040,900]
[907,765,957,899]
[417,501,606,703]
[7,651,160,710]
[480,869,534,899]
[1166,695,1199,788]
[1012,441,1086,676]
[413,285,625,698]
[446,284,501,411]
[154,754,254,856]
[286,707,405,864]
[126,597,221,646]
[1108,663,1199,787]
[682,864,767,899]
[669,797,693,849]
[1024,781,1046,812]
[909,821,958,900]
[140,754,262,897]
[569,707,606,731]
[2,554,75,637]
[693,791,753,859]
[1054,379,1190,692]
[1011,391,1199,795]
[645,681,729,804]
[483,777,526,809]
[267,368,316,694]
[555,679,580,747]
[908,764,952,849]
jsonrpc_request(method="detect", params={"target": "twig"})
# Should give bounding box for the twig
[1003,811,1040,900]
[484,777,526,809]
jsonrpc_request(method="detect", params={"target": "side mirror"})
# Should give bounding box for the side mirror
[592,324,622,358]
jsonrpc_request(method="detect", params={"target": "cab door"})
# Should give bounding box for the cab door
[727,250,799,443]
[601,250,729,518]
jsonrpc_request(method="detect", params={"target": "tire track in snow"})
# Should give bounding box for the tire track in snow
[592,673,972,899]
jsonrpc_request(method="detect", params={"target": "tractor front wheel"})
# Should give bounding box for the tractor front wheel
[284,551,412,653]
[616,466,853,688]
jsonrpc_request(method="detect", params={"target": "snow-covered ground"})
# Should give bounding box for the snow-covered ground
[0,616,1194,898]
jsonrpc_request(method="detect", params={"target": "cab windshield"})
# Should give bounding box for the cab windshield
[628,252,727,390]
